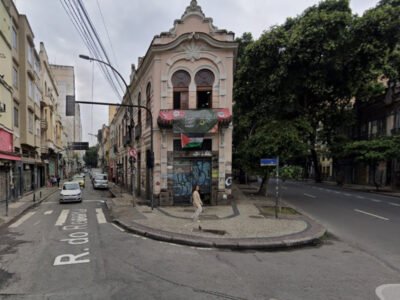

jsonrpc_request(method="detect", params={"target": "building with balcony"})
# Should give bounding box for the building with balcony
[39,42,62,183]
[114,0,237,205]
[0,0,20,202]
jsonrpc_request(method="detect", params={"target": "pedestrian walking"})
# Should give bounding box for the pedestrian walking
[56,175,60,187]
[191,185,203,222]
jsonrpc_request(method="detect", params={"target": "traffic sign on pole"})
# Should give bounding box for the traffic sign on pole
[128,148,137,158]
[260,158,278,166]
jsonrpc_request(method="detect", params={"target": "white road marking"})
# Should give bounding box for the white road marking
[44,210,53,215]
[55,209,70,226]
[111,223,125,232]
[33,221,40,226]
[354,209,389,221]
[376,283,400,300]
[96,208,107,224]
[9,212,36,228]
[303,193,316,199]
[357,196,365,199]
[389,202,400,207]
[370,199,382,203]
[343,193,351,196]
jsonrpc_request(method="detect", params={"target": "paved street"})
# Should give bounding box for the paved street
[278,181,400,274]
[0,178,398,299]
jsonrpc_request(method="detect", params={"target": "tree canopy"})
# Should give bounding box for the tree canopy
[233,0,400,184]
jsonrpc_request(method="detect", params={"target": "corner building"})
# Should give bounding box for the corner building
[125,1,237,205]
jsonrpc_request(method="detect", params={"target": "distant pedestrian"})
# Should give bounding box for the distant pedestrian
[51,176,57,187]
[191,185,203,222]
[56,175,60,187]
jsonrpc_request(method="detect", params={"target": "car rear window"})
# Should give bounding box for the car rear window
[63,183,80,190]
[95,175,107,180]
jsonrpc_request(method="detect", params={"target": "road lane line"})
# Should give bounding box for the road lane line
[44,210,53,215]
[354,209,389,221]
[357,196,365,199]
[370,199,382,203]
[55,209,70,226]
[389,202,400,207]
[96,208,107,224]
[303,193,316,198]
[343,193,351,196]
[9,212,36,228]
[111,223,125,232]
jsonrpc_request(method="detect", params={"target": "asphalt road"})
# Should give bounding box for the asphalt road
[278,181,400,274]
[0,178,398,299]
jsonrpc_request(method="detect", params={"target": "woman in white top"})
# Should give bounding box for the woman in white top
[191,185,203,222]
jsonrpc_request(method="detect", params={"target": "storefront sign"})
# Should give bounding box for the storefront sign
[0,129,13,153]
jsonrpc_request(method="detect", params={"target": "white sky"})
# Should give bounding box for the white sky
[14,0,379,146]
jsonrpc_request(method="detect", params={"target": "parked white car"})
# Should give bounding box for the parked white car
[59,181,82,203]
[93,173,108,189]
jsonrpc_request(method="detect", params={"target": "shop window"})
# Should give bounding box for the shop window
[172,70,191,110]
[195,69,215,109]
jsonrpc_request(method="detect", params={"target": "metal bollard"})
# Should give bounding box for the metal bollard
[40,191,42,199]
[33,192,36,203]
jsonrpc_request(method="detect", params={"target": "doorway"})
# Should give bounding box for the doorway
[173,158,211,205]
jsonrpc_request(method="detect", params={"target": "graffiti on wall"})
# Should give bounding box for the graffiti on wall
[173,160,211,199]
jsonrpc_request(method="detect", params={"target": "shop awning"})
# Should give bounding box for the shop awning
[158,108,232,129]
[0,152,22,161]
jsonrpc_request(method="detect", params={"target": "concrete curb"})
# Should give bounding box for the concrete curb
[112,217,326,250]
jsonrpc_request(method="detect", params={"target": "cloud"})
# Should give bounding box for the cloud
[14,0,379,146]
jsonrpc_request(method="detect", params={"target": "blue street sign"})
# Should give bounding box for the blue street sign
[260,158,278,166]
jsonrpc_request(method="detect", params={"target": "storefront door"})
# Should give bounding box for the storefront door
[173,158,211,205]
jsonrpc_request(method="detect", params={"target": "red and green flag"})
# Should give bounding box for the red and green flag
[181,134,204,149]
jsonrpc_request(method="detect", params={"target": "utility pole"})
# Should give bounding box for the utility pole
[79,55,155,209]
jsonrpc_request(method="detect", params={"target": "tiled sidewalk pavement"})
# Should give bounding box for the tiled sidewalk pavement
[0,185,60,226]
[108,183,325,249]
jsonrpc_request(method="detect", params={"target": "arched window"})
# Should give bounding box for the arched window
[172,70,191,110]
[146,82,152,126]
[195,69,215,109]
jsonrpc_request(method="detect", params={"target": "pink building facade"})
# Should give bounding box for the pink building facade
[113,1,237,205]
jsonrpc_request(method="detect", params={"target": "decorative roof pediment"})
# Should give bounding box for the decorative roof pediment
[155,0,234,41]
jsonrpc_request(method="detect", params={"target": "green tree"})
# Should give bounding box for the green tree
[233,0,400,184]
[83,146,98,168]
[342,136,400,189]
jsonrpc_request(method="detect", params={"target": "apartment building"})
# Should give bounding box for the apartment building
[0,0,18,202]
[39,42,63,182]
[109,0,237,205]
[50,64,82,177]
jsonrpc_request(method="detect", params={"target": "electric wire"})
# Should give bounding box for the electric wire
[75,0,125,95]
[96,0,121,76]
[59,0,124,100]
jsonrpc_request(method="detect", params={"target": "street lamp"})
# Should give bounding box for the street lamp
[79,54,155,209]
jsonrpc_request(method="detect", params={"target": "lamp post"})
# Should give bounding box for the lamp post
[79,54,155,209]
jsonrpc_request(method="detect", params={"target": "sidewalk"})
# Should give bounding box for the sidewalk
[305,180,400,198]
[107,183,326,250]
[0,184,61,227]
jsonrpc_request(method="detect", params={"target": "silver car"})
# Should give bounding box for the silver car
[59,181,82,203]
[93,173,108,189]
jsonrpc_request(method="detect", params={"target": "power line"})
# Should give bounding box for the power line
[59,0,124,100]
